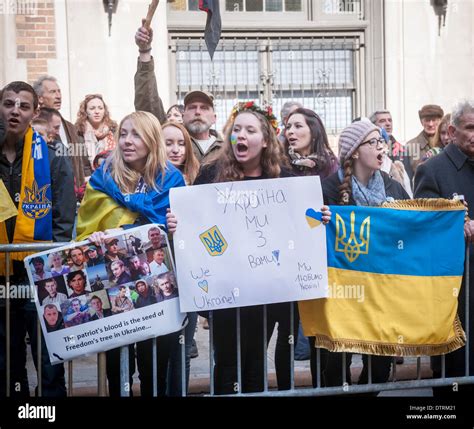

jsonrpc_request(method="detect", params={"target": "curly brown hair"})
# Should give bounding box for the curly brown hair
[206,109,289,183]
[75,94,117,135]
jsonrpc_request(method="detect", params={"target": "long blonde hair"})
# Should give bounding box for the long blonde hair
[105,111,168,194]
[208,110,288,182]
[162,121,200,185]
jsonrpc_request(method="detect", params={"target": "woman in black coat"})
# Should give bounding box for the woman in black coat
[316,120,410,391]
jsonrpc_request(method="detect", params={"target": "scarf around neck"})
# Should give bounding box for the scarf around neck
[0,128,52,273]
[338,168,387,206]
[288,146,321,170]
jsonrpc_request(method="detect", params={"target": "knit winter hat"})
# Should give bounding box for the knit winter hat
[338,119,380,163]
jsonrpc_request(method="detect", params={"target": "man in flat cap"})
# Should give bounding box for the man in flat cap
[406,104,444,178]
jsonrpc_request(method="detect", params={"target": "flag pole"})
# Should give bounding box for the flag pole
[144,0,160,29]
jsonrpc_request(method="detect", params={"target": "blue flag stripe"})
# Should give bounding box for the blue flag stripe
[326,205,465,277]
[32,132,52,241]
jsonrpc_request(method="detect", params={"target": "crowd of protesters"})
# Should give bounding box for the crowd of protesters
[0,18,473,398]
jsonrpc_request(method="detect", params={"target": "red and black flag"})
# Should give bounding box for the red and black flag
[199,0,222,59]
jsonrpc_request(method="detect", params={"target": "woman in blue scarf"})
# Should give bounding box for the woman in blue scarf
[77,111,185,238]
[77,111,185,396]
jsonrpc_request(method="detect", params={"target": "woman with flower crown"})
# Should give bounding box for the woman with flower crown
[167,101,331,394]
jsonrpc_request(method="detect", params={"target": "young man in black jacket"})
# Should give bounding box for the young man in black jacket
[0,81,75,397]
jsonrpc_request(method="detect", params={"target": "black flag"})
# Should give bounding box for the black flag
[199,0,222,60]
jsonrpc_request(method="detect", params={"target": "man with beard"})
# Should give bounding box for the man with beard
[68,247,87,271]
[133,22,223,162]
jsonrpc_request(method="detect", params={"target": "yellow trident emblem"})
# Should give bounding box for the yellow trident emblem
[335,211,370,263]
[199,225,228,257]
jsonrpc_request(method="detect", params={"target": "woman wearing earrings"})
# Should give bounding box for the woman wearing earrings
[319,119,409,390]
[167,101,331,394]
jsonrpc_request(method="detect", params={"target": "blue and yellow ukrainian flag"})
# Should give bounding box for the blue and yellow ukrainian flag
[299,199,466,356]
[76,161,185,241]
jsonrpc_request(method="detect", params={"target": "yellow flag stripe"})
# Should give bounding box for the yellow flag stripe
[299,267,465,355]
[76,183,138,241]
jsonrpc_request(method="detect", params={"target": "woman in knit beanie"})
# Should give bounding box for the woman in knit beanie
[313,119,411,391]
[323,119,410,206]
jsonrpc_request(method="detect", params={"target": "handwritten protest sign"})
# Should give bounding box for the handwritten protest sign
[171,176,328,312]
[24,224,186,364]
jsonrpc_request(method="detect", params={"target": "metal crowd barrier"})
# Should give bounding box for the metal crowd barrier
[0,243,108,397]
[1,243,472,397]
[203,244,472,397]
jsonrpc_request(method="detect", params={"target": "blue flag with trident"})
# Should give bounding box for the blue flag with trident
[300,199,467,356]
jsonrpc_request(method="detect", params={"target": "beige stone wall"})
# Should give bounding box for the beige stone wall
[0,0,170,124]
[55,0,170,123]
[384,0,474,142]
[1,0,473,136]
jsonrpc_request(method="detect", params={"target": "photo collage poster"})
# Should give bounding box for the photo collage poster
[24,224,187,364]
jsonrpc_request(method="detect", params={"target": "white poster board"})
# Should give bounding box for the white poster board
[24,224,186,364]
[171,176,328,312]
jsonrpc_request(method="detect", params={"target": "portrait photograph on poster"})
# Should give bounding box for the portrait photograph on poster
[24,224,187,364]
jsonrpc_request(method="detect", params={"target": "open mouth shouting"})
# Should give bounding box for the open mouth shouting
[376,152,385,165]
[235,142,248,155]
[7,117,20,128]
